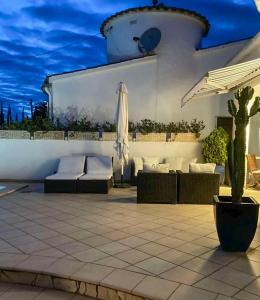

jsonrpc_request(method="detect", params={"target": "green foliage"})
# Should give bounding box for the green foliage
[202,127,229,165]
[189,119,206,137]
[228,86,260,203]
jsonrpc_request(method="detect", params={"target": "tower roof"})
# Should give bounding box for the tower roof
[100,4,210,38]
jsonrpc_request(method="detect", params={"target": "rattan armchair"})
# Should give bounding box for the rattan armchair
[137,171,177,204]
[177,171,220,204]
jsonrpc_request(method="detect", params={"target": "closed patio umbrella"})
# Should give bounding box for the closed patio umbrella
[115,82,129,186]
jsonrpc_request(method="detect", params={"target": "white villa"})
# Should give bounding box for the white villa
[42,3,260,156]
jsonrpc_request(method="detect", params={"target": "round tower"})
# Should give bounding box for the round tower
[100,4,210,63]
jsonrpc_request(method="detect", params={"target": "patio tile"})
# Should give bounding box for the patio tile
[194,277,239,297]
[216,296,234,300]
[56,241,90,254]
[65,230,95,240]
[72,248,109,262]
[125,265,154,275]
[235,290,260,300]
[182,257,222,276]
[101,269,146,293]
[210,266,256,288]
[133,276,179,300]
[245,278,260,296]
[136,230,166,241]
[17,255,57,272]
[169,284,217,300]
[174,231,201,242]
[246,249,260,263]
[72,263,114,284]
[100,230,131,241]
[47,258,85,277]
[0,253,29,268]
[135,257,175,275]
[33,247,66,258]
[96,241,130,255]
[157,235,188,248]
[160,266,204,285]
[158,249,194,265]
[192,237,220,249]
[228,258,260,276]
[118,236,148,248]
[95,256,129,268]
[200,249,240,265]
[45,235,74,247]
[16,241,50,254]
[115,249,151,264]
[81,235,112,247]
[153,226,181,236]
[136,242,170,256]
[175,242,211,256]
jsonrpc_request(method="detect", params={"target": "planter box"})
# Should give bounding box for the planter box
[68,131,99,141]
[135,133,166,142]
[0,130,30,139]
[173,133,198,142]
[102,132,117,141]
[34,131,65,140]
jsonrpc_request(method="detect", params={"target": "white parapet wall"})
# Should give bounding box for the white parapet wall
[0,140,203,181]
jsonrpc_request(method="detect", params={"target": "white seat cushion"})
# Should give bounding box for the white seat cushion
[79,173,112,180]
[46,173,84,180]
[189,163,216,174]
[57,156,85,174]
[87,156,112,175]
[164,157,184,171]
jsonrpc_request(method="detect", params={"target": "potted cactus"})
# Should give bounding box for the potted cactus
[214,86,260,251]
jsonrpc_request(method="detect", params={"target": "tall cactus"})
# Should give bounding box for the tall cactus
[228,86,260,203]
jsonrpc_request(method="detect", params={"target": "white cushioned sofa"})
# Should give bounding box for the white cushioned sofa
[44,155,85,193]
[77,156,113,194]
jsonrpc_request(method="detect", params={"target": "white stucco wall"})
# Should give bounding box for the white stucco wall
[249,83,260,157]
[104,11,205,63]
[0,140,202,181]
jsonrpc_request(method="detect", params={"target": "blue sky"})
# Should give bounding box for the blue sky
[0,0,259,117]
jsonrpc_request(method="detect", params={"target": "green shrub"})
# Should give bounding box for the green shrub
[202,127,229,165]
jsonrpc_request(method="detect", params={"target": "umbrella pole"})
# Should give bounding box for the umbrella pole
[121,163,124,184]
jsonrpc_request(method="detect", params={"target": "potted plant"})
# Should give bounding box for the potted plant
[202,127,229,184]
[214,86,260,252]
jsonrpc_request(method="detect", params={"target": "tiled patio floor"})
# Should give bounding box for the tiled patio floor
[0,185,259,299]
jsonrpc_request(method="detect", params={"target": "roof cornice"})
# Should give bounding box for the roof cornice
[100,5,210,38]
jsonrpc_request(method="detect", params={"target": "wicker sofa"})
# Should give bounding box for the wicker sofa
[137,171,178,204]
[177,171,220,204]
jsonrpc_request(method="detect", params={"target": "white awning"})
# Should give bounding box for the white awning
[182,58,260,107]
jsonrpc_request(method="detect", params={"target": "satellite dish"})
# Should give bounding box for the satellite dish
[138,27,161,54]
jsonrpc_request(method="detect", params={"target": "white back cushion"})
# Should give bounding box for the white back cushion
[164,157,184,171]
[143,157,160,166]
[133,157,143,176]
[182,158,198,173]
[87,156,112,174]
[189,163,216,174]
[143,163,170,173]
[57,156,85,174]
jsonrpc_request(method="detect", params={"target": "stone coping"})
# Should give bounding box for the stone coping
[0,258,180,300]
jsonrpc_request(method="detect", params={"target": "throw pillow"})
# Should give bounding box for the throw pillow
[182,158,198,173]
[133,157,143,176]
[164,157,184,171]
[189,163,216,174]
[143,157,161,167]
[143,163,170,173]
